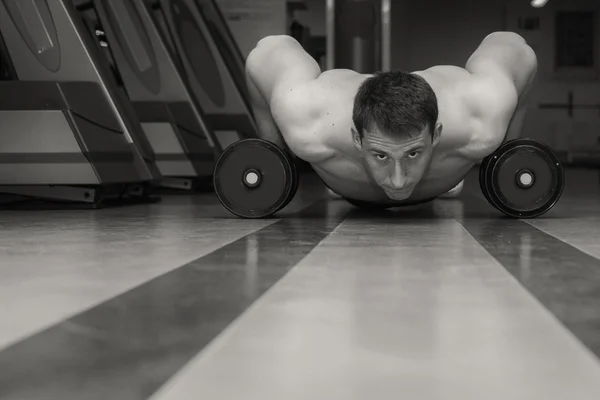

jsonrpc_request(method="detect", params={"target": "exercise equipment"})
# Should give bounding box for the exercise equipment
[214,139,299,218]
[74,0,220,191]
[145,0,258,149]
[194,0,251,107]
[479,138,565,218]
[0,0,161,206]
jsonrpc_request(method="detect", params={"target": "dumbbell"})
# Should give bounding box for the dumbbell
[479,138,565,218]
[213,139,300,218]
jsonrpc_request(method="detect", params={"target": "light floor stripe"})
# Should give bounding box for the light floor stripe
[150,216,600,400]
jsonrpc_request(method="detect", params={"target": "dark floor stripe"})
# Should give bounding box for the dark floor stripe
[0,200,347,400]
[459,193,600,359]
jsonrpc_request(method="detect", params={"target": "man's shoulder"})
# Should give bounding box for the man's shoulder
[420,65,517,109]
[273,69,363,112]
[459,74,519,159]
[424,67,519,159]
[460,73,519,111]
[270,70,359,162]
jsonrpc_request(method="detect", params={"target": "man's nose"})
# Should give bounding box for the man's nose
[390,163,407,189]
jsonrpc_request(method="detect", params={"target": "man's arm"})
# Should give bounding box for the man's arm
[462,32,538,158]
[503,62,536,142]
[245,35,330,161]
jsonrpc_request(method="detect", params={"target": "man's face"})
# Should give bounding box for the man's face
[353,124,441,201]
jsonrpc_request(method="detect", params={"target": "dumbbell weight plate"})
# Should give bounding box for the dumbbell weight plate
[480,139,531,214]
[275,156,300,212]
[481,138,564,218]
[213,139,295,218]
[479,153,496,209]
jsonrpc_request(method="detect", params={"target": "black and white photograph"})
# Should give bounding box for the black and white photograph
[0,0,600,398]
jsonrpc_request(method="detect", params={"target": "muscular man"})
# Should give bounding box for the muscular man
[245,32,537,206]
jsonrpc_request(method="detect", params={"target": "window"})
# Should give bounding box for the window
[555,11,595,68]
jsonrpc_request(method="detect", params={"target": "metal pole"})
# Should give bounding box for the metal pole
[381,0,391,71]
[326,0,335,70]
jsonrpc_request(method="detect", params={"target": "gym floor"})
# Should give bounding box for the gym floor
[1,166,600,399]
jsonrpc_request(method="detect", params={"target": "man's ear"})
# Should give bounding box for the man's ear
[432,122,443,147]
[352,127,362,150]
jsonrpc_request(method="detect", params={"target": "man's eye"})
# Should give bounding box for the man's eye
[408,151,420,159]
[375,154,388,161]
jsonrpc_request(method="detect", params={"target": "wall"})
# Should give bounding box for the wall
[273,0,506,71]
[216,0,286,57]
[508,0,600,155]
[391,0,505,70]
[293,0,327,36]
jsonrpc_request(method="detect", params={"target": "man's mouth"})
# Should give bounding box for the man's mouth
[385,188,411,199]
[384,185,411,193]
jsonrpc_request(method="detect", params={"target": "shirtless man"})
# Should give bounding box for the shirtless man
[244,31,537,206]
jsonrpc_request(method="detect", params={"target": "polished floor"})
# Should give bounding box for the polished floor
[1,167,600,399]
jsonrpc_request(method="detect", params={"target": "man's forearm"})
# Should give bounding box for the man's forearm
[504,65,536,142]
[246,71,289,150]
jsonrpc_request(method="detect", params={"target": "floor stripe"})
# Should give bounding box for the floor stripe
[0,200,347,400]
[458,192,600,359]
[150,215,600,400]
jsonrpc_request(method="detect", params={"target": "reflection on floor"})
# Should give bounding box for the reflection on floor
[0,168,600,400]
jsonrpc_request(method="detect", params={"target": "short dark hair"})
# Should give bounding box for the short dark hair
[352,71,438,139]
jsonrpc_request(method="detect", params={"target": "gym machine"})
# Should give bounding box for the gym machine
[0,0,161,206]
[74,0,220,191]
[193,0,251,110]
[145,0,258,149]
